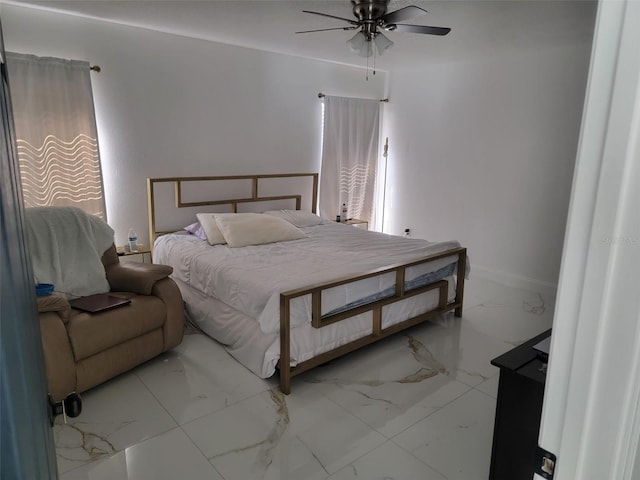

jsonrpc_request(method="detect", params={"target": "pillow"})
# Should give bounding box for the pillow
[183,222,207,240]
[263,209,324,228]
[215,213,306,248]
[195,213,227,245]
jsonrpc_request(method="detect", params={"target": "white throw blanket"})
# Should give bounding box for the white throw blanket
[24,207,115,298]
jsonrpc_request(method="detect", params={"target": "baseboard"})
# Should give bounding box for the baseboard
[471,265,558,299]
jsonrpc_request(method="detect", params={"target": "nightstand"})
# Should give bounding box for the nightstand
[116,246,153,264]
[345,218,368,230]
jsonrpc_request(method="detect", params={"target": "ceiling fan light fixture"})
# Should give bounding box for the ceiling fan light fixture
[347,31,368,54]
[374,32,394,55]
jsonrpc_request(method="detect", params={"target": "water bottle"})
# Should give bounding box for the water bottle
[127,228,138,252]
[341,203,348,222]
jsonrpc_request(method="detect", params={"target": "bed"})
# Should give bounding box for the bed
[147,173,467,393]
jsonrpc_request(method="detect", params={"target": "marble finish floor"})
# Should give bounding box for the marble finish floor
[55,276,554,480]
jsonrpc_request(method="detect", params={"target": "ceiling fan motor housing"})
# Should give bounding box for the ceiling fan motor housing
[351,0,390,38]
[351,0,389,21]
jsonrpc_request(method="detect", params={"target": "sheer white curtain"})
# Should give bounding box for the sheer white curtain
[6,53,106,219]
[319,95,380,225]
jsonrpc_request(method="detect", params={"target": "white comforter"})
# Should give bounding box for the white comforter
[154,222,462,334]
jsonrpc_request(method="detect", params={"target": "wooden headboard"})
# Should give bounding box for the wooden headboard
[146,173,319,245]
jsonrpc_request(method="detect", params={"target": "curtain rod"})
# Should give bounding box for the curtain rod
[318,93,389,103]
[90,65,101,73]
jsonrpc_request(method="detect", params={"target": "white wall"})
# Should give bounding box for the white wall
[2,5,386,247]
[381,43,592,288]
[2,3,593,288]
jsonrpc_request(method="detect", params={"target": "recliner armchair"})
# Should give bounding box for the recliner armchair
[25,206,184,401]
[37,244,184,401]
[25,202,184,401]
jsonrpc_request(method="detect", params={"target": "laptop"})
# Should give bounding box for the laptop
[70,293,131,313]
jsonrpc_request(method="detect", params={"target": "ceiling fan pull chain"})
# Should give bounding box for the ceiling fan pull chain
[366,47,370,81]
[373,43,377,76]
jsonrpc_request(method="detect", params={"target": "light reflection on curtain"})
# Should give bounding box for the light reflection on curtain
[6,53,106,219]
[319,96,380,226]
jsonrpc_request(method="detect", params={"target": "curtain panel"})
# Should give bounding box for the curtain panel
[6,53,106,219]
[319,95,380,226]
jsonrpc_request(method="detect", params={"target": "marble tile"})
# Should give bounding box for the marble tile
[475,374,500,399]
[182,388,327,480]
[51,277,545,480]
[54,375,177,474]
[462,276,519,310]
[60,428,222,480]
[182,385,386,478]
[134,334,274,425]
[285,384,388,473]
[301,330,472,438]
[327,441,446,480]
[461,277,555,345]
[393,389,497,480]
[407,317,511,387]
[209,432,330,480]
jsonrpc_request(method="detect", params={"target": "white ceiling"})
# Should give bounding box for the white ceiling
[6,0,597,71]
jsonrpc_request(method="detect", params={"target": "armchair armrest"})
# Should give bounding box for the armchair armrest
[37,294,72,323]
[105,263,173,295]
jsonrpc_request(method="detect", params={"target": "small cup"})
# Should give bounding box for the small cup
[35,283,54,296]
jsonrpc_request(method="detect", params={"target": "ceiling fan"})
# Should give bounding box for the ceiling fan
[296,0,451,58]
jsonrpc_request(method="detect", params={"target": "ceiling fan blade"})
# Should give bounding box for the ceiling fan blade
[388,24,451,36]
[380,5,428,25]
[295,26,358,34]
[302,10,360,26]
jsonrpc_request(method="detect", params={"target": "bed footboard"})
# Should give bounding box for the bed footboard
[278,247,467,394]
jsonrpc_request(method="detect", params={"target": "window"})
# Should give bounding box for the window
[7,53,105,219]
[319,95,380,226]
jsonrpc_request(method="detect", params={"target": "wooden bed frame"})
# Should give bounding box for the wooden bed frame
[147,173,466,394]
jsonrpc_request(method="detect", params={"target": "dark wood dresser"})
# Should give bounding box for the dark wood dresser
[489,329,551,480]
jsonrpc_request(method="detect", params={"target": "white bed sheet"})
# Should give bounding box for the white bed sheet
[175,276,456,378]
[154,222,463,334]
